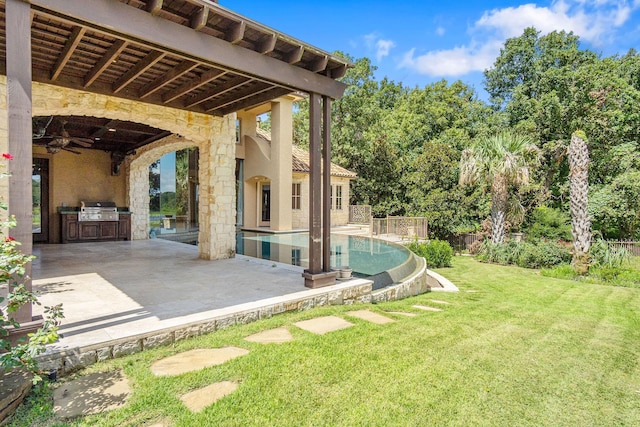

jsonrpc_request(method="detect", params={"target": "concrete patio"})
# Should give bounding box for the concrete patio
[32,239,310,349]
[31,239,380,374]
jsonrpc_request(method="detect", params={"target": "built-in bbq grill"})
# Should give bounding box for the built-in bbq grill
[78,201,119,222]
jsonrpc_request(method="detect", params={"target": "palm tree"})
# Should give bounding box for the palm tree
[568,131,591,274]
[460,131,540,244]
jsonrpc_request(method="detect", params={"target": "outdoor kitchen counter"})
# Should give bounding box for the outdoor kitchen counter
[59,209,131,243]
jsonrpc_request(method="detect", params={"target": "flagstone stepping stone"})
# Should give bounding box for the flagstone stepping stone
[385,311,417,317]
[244,327,293,344]
[150,347,249,376]
[294,315,354,335]
[430,299,451,305]
[53,370,130,419]
[346,310,395,324]
[412,305,443,312]
[466,290,480,293]
[180,381,238,412]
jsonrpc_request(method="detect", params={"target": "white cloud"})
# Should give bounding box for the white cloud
[398,0,640,78]
[376,39,396,61]
[399,41,502,77]
[363,32,396,62]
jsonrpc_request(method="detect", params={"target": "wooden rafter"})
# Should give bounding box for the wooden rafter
[205,82,272,112]
[190,7,209,31]
[138,60,198,99]
[161,68,227,103]
[257,33,277,54]
[217,87,293,116]
[51,25,85,81]
[83,39,127,87]
[311,55,328,73]
[226,20,245,44]
[183,76,250,108]
[146,0,163,16]
[112,50,165,93]
[286,45,304,64]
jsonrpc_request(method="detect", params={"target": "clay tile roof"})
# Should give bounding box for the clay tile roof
[255,128,357,178]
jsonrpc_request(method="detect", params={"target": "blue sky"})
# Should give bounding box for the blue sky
[227,0,640,97]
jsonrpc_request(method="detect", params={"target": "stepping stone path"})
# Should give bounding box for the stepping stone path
[245,327,293,344]
[430,299,451,305]
[53,370,131,419]
[294,315,354,335]
[346,310,395,324]
[180,381,239,412]
[413,304,443,312]
[51,306,450,418]
[386,311,417,317]
[150,347,249,376]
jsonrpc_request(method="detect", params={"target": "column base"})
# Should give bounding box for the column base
[302,270,337,289]
[5,316,44,347]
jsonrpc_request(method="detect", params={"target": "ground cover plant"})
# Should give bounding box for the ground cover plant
[10,256,640,426]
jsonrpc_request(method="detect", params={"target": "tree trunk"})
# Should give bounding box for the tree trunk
[491,174,508,244]
[569,133,591,274]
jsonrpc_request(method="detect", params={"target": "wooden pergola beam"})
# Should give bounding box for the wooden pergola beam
[112,50,165,93]
[30,0,347,99]
[161,68,226,103]
[311,55,328,73]
[138,60,198,99]
[51,25,85,81]
[83,39,127,87]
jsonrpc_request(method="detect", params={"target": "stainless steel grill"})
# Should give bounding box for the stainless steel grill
[78,201,119,222]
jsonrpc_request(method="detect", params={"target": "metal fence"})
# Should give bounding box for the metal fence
[448,233,484,253]
[607,240,640,256]
[349,205,372,224]
[371,216,428,239]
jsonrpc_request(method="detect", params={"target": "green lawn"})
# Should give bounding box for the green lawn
[12,257,640,426]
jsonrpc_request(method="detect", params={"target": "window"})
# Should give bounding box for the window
[335,185,343,210]
[292,183,301,210]
[235,119,241,143]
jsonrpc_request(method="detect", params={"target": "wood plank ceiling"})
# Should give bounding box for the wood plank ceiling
[0,0,350,153]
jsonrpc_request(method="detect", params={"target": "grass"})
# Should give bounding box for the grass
[10,257,640,426]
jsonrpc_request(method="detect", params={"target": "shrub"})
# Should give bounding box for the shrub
[407,239,453,268]
[526,206,572,241]
[477,239,572,269]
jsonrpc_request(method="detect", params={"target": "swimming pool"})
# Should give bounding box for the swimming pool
[236,231,412,279]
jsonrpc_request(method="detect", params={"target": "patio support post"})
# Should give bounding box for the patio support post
[322,96,332,272]
[303,93,336,288]
[6,0,41,334]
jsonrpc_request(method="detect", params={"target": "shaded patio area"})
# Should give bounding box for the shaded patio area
[32,239,316,352]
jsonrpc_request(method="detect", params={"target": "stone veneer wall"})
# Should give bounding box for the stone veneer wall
[0,80,236,260]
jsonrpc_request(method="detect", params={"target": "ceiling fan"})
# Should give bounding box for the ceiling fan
[32,117,94,155]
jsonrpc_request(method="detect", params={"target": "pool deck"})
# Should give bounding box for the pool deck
[32,239,317,350]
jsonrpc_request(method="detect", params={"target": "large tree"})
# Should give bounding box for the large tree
[459,131,540,244]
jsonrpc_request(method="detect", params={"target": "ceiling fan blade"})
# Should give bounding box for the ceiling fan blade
[61,147,81,155]
[70,138,93,147]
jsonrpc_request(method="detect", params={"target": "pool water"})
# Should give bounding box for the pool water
[236,231,411,278]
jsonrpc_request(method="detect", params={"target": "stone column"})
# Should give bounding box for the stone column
[269,98,293,231]
[198,115,237,260]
